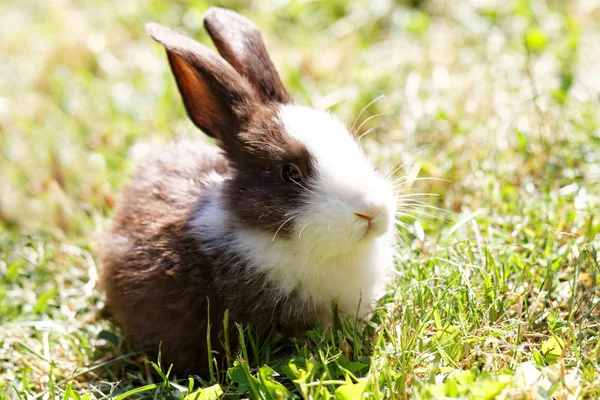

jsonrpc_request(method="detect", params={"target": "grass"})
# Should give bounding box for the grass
[1,0,599,398]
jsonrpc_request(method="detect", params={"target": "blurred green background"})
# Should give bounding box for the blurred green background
[1,0,599,233]
[1,0,599,398]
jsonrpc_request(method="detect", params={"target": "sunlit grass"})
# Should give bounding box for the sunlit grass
[1,0,599,398]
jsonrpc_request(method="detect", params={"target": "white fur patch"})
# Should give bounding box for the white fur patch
[277,105,397,250]
[190,105,398,320]
[190,187,396,318]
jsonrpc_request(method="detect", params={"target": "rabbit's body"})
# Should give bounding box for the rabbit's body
[101,8,398,376]
[102,141,316,374]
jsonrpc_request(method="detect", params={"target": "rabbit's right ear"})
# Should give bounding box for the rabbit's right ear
[146,23,256,143]
[203,7,292,104]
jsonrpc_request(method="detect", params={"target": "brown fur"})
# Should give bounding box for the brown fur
[101,9,321,376]
[101,142,317,376]
[203,8,293,104]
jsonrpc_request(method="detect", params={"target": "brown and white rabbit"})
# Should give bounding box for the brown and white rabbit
[101,7,398,376]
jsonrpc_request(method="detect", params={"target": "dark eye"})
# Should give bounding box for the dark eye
[280,164,302,183]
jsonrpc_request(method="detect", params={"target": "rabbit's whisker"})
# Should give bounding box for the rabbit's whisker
[358,125,381,141]
[392,229,412,245]
[384,144,430,180]
[350,94,384,133]
[391,176,448,188]
[291,180,316,195]
[299,223,311,239]
[395,192,438,199]
[399,202,448,213]
[397,209,446,222]
[272,215,297,241]
[354,112,388,136]
[245,140,286,153]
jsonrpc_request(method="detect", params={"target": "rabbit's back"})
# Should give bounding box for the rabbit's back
[100,140,230,373]
[102,140,229,267]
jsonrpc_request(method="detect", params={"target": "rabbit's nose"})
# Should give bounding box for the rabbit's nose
[355,212,374,223]
[355,201,391,237]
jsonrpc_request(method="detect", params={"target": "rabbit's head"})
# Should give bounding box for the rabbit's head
[147,8,396,258]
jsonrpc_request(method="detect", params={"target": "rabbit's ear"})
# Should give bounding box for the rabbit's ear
[146,23,256,142]
[203,7,292,104]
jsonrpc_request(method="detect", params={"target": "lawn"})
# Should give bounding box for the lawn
[1,0,599,398]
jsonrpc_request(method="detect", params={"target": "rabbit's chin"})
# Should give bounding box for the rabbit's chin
[287,215,393,259]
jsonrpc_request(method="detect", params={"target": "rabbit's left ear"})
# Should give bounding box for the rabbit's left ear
[203,7,292,104]
[146,22,256,147]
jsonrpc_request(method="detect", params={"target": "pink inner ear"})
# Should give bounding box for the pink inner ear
[153,21,260,146]
[169,53,229,139]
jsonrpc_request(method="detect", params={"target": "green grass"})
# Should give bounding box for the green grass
[1,0,599,398]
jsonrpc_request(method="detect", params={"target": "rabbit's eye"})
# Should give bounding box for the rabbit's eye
[281,164,302,183]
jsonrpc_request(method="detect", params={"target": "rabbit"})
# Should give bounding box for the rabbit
[100,7,398,376]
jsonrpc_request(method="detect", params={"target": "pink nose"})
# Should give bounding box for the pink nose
[355,212,374,222]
